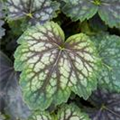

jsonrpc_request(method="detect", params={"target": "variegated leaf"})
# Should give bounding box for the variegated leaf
[86,88,120,120]
[62,0,98,22]
[29,111,52,120]
[0,1,5,39]
[91,33,120,92]
[29,104,90,120]
[57,104,90,120]
[6,0,59,25]
[14,21,100,110]
[62,0,120,28]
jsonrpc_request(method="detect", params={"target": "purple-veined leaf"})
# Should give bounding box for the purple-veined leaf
[0,51,30,120]
[62,0,120,28]
[29,104,90,120]
[85,88,120,120]
[57,104,90,120]
[6,0,60,25]
[14,21,100,110]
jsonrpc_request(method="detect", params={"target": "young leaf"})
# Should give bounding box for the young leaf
[92,33,120,92]
[0,51,30,120]
[6,0,60,25]
[14,21,100,110]
[30,104,90,120]
[62,0,120,28]
[86,88,120,120]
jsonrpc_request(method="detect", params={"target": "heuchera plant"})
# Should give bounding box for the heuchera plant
[0,0,120,120]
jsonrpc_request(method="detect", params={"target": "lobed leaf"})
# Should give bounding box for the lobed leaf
[14,21,100,110]
[91,33,120,92]
[62,0,120,28]
[6,0,60,25]
[86,88,120,120]
[0,51,30,120]
[62,0,98,22]
[30,104,90,120]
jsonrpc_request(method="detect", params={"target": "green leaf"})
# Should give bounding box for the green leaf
[0,113,5,120]
[62,0,98,22]
[29,104,90,120]
[6,0,60,25]
[57,104,90,120]
[29,111,51,120]
[91,33,120,92]
[62,0,120,28]
[98,0,120,28]
[14,21,100,110]
[0,51,30,120]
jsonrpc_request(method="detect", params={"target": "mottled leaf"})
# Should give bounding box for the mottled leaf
[0,51,30,120]
[62,0,98,22]
[98,0,120,28]
[6,0,60,25]
[86,88,120,120]
[91,33,120,92]
[14,21,100,110]
[62,0,120,28]
[57,104,90,120]
[0,1,5,39]
[29,111,52,120]
[29,104,90,120]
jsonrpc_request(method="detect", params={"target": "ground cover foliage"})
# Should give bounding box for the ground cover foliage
[0,0,120,120]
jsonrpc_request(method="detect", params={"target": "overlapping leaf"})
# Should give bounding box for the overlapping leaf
[91,33,120,92]
[62,0,120,28]
[6,0,60,25]
[0,51,30,120]
[14,21,100,110]
[85,88,120,120]
[0,1,5,39]
[30,104,90,120]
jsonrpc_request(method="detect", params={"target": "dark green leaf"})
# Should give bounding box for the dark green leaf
[62,0,120,28]
[91,33,120,92]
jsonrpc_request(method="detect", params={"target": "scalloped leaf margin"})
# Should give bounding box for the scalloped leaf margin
[14,21,101,110]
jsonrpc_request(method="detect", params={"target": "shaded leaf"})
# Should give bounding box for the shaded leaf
[6,0,60,25]
[14,21,100,110]
[86,88,120,120]
[0,51,30,120]
[91,33,120,92]
[62,0,120,28]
